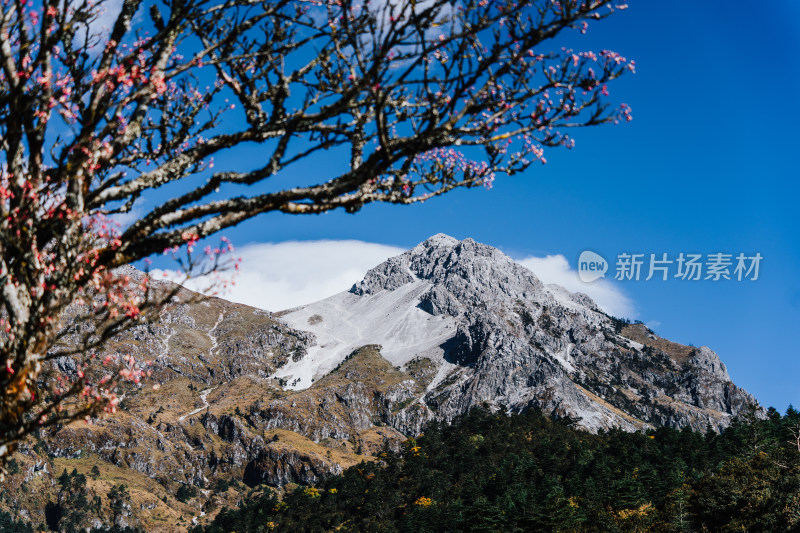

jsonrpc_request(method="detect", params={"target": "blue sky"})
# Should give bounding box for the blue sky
[151,2,799,410]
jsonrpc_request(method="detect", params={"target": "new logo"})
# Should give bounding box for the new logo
[578,251,608,283]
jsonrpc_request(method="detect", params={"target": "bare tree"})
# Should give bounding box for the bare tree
[0,0,634,465]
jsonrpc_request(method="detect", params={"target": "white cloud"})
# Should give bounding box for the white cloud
[93,0,124,32]
[646,320,662,332]
[108,203,146,230]
[307,0,456,57]
[156,240,405,313]
[72,0,124,49]
[152,239,635,319]
[371,0,456,30]
[516,254,636,318]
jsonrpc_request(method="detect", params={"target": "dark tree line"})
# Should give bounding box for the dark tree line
[196,406,800,532]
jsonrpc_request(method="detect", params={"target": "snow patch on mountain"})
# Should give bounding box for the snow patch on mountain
[273,280,456,389]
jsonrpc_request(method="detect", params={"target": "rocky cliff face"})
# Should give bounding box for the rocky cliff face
[278,233,758,433]
[2,234,760,531]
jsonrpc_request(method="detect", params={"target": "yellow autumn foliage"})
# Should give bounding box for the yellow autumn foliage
[414,496,434,507]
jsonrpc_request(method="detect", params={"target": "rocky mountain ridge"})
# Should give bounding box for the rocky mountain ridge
[2,234,759,531]
[278,233,756,432]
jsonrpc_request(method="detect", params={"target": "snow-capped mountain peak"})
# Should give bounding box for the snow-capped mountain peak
[273,234,757,432]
